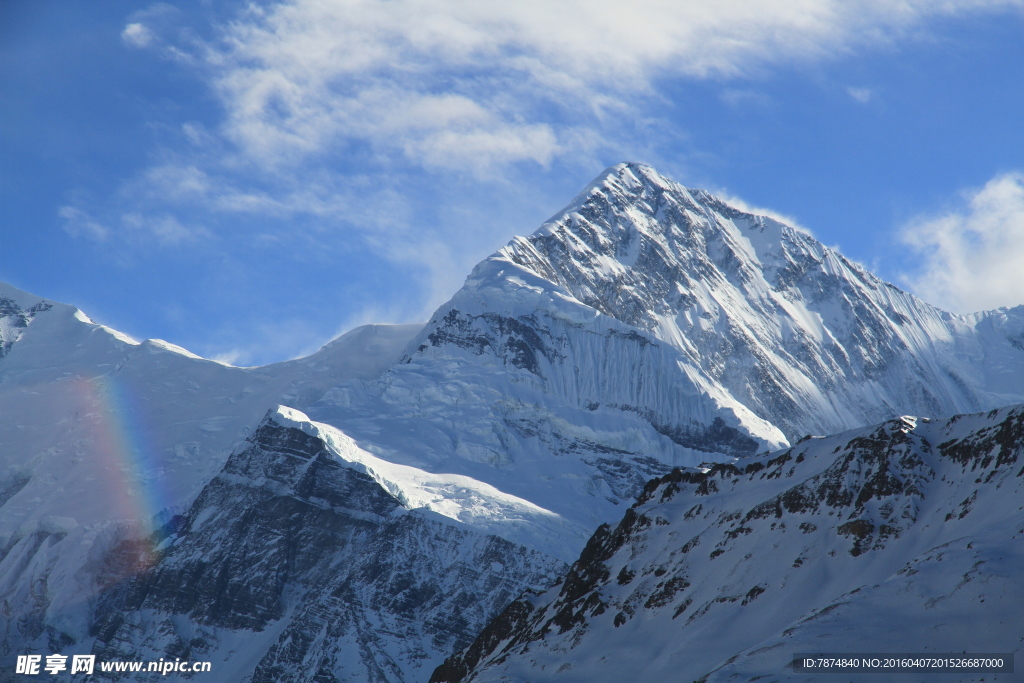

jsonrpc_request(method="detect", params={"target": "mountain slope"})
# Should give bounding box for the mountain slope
[494,163,1024,440]
[432,406,1024,683]
[0,280,422,669]
[87,408,564,683]
[307,162,1024,551]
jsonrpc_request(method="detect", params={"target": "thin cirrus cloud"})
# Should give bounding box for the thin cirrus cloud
[846,86,874,103]
[59,204,206,247]
[900,172,1024,314]
[59,206,111,242]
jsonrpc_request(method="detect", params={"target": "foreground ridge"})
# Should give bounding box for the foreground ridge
[433,405,1024,682]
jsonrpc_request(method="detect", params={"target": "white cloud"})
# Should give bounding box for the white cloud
[900,172,1024,313]
[60,204,206,247]
[110,0,1024,225]
[121,212,206,246]
[719,89,775,108]
[122,23,154,48]
[203,315,356,366]
[59,206,110,241]
[847,86,874,103]
[138,165,211,201]
[189,0,1023,175]
[210,349,243,366]
[181,122,214,147]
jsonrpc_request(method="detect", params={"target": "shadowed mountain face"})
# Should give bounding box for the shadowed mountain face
[433,406,1024,683]
[89,412,565,683]
[4,163,1024,682]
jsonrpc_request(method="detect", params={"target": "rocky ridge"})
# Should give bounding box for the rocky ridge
[87,408,564,682]
[432,406,1024,682]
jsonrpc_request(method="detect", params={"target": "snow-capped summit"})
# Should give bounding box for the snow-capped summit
[308,162,1024,549]
[493,163,1024,440]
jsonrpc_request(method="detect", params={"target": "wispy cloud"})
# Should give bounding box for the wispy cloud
[59,206,110,241]
[900,171,1024,313]
[107,0,1024,177]
[719,88,775,108]
[59,203,206,248]
[195,0,1024,175]
[121,212,207,246]
[120,3,181,50]
[121,23,154,48]
[846,86,874,103]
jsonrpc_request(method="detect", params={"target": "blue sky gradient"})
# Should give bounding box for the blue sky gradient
[2,1,1023,364]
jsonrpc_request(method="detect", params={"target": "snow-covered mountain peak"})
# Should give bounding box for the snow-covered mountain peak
[304,163,1024,565]
[500,162,859,335]
[474,162,1024,441]
[531,162,801,265]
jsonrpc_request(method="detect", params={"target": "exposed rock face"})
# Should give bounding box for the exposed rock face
[433,406,1024,683]
[0,295,51,358]
[90,412,565,682]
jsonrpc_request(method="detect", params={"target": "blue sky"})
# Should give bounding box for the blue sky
[2,0,1024,365]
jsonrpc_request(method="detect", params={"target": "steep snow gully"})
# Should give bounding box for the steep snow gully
[2,163,1024,681]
